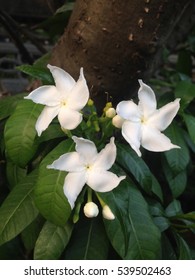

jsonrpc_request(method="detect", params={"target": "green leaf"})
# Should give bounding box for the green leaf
[183,114,195,144]
[173,232,192,260]
[21,215,44,251]
[34,139,74,226]
[164,124,190,173]
[64,216,109,260]
[116,143,163,201]
[174,80,195,108]
[0,170,39,246]
[99,180,161,259]
[34,220,73,260]
[153,217,170,232]
[4,99,43,167]
[0,93,25,121]
[162,157,187,198]
[6,160,27,189]
[165,200,182,217]
[17,64,54,84]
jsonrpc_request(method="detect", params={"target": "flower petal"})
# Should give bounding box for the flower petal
[24,86,60,106]
[121,121,142,156]
[141,125,180,152]
[112,115,125,128]
[87,170,125,192]
[47,152,84,172]
[93,137,116,170]
[35,106,59,136]
[72,136,98,164]
[148,98,180,131]
[47,64,75,95]
[67,68,89,111]
[63,171,86,209]
[116,100,141,121]
[58,107,82,130]
[138,80,157,117]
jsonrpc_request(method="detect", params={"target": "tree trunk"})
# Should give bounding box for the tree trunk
[50,0,193,109]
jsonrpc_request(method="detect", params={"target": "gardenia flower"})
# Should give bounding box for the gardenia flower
[113,80,180,156]
[24,64,89,136]
[47,136,125,209]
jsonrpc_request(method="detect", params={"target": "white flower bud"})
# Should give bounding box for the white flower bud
[102,205,115,220]
[106,107,116,118]
[112,115,125,128]
[83,202,99,218]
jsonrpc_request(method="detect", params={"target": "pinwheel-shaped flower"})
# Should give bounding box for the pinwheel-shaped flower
[47,136,125,209]
[113,80,180,156]
[24,65,89,136]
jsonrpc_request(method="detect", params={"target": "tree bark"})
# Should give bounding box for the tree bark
[50,0,193,109]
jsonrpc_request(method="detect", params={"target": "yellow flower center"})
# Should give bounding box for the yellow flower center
[140,115,147,124]
[60,99,66,107]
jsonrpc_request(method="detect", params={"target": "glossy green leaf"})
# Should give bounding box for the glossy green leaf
[116,143,163,201]
[99,180,161,259]
[0,170,39,246]
[184,114,195,144]
[17,64,54,84]
[165,200,182,217]
[34,220,73,260]
[4,99,43,167]
[34,139,74,226]
[0,93,25,121]
[21,215,44,251]
[173,232,192,260]
[162,157,187,198]
[164,124,190,173]
[153,217,170,232]
[64,216,109,260]
[174,80,195,108]
[6,160,27,189]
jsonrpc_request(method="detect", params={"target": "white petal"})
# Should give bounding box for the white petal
[47,152,84,172]
[67,68,89,111]
[24,86,60,106]
[141,125,180,152]
[47,64,75,95]
[58,107,82,130]
[93,137,116,170]
[35,106,59,136]
[87,170,125,192]
[72,136,97,164]
[138,80,157,117]
[112,115,125,128]
[63,171,86,209]
[121,121,142,156]
[148,98,180,131]
[116,100,141,121]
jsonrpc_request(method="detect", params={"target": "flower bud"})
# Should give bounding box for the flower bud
[102,205,115,220]
[83,202,99,218]
[87,99,94,106]
[112,115,125,128]
[106,108,116,118]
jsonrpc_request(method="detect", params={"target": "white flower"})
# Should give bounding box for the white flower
[24,65,89,136]
[115,80,180,156]
[83,202,99,218]
[47,136,125,209]
[102,205,115,220]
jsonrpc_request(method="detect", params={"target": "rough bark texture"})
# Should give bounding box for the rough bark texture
[50,0,194,109]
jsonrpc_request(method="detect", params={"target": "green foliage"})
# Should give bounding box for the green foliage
[0,6,194,259]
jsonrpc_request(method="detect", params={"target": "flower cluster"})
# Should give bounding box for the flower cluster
[25,65,180,220]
